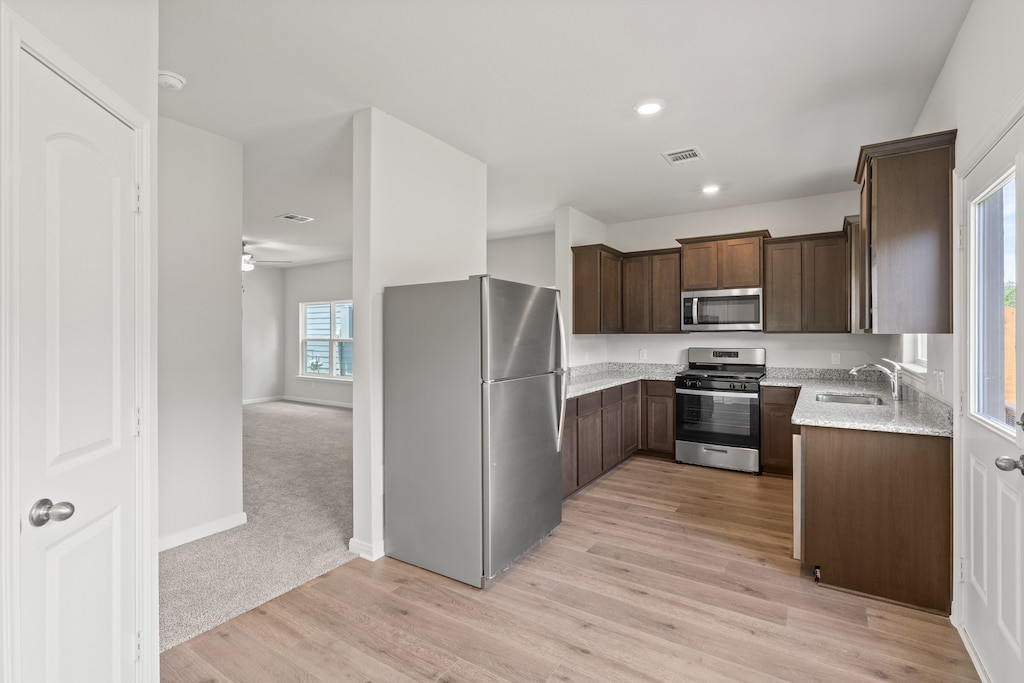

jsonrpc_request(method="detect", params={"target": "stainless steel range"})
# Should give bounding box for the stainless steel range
[675,347,766,474]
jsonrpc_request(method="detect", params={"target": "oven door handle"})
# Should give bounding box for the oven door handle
[676,389,759,400]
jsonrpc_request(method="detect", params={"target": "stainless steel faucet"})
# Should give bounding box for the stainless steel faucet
[849,358,903,401]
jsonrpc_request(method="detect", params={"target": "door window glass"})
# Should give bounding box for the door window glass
[973,172,1016,430]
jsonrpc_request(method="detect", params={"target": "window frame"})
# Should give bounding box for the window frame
[299,299,353,380]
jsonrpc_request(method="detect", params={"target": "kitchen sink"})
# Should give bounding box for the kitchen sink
[815,392,883,405]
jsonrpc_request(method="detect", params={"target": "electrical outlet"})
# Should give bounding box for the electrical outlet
[935,370,945,394]
[639,348,647,361]
[831,352,841,365]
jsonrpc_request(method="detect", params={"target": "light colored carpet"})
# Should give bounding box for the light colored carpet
[159,400,358,651]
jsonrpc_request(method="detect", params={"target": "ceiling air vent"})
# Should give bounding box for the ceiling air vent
[276,212,315,224]
[661,146,704,166]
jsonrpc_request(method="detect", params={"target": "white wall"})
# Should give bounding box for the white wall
[910,0,1024,405]
[555,192,899,369]
[158,117,245,549]
[607,190,861,247]
[555,206,611,365]
[351,107,487,559]
[487,232,555,287]
[0,0,160,676]
[282,260,353,407]
[242,266,285,403]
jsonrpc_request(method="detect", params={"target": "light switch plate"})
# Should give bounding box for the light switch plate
[639,348,647,361]
[831,352,841,365]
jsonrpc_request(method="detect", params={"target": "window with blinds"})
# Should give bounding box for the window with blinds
[300,300,353,378]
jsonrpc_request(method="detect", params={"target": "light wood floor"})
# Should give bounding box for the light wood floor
[160,456,979,682]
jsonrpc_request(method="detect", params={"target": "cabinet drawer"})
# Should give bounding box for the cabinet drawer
[645,380,675,397]
[602,386,622,406]
[578,391,602,415]
[762,385,799,406]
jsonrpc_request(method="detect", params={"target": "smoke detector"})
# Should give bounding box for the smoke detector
[662,146,705,166]
[158,70,187,90]
[276,213,315,224]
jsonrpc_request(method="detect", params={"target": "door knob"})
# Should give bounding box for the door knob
[995,455,1024,475]
[28,498,75,527]
[1016,412,1024,430]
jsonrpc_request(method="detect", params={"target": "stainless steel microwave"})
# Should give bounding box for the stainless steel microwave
[681,288,763,332]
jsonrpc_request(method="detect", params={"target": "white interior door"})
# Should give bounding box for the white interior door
[12,48,139,681]
[961,115,1024,682]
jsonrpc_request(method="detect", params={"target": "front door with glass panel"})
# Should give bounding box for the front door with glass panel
[962,116,1024,681]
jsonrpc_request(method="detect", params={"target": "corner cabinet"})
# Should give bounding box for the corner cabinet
[759,386,800,475]
[763,232,849,333]
[623,249,681,333]
[677,231,768,291]
[571,244,623,334]
[562,381,640,497]
[855,129,956,334]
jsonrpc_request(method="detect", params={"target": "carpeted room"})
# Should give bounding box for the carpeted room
[159,401,357,650]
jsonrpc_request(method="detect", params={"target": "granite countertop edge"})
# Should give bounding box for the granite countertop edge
[566,365,953,437]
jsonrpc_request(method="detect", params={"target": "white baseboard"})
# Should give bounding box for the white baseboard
[349,536,384,561]
[283,395,353,409]
[242,395,285,405]
[958,626,991,682]
[158,512,248,552]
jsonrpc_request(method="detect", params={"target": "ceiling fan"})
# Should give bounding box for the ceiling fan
[241,241,292,271]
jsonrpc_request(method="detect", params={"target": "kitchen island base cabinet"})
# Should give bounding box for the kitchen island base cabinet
[802,426,952,614]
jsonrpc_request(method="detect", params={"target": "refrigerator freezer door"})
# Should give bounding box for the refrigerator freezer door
[482,373,562,581]
[481,278,559,381]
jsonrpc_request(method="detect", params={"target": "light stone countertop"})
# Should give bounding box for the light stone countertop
[566,363,953,437]
[764,377,953,437]
[566,363,681,398]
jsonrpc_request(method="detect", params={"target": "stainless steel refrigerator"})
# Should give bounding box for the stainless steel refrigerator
[383,275,566,587]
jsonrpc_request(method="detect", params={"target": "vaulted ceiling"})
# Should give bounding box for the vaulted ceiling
[158,0,973,265]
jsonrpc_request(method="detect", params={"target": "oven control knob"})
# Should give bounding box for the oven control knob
[694,380,701,388]
[729,382,736,390]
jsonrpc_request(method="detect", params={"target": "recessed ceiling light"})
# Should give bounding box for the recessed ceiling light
[701,184,721,195]
[634,99,665,116]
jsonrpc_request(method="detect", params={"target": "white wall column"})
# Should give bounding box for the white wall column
[350,107,486,559]
[554,206,609,367]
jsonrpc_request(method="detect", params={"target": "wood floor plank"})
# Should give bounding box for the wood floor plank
[310,567,561,681]
[161,455,979,682]
[185,623,321,682]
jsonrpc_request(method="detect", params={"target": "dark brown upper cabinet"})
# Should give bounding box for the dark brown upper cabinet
[623,249,681,333]
[571,244,623,334]
[677,231,769,291]
[764,231,850,333]
[855,130,956,334]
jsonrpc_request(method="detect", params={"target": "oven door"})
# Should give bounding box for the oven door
[675,388,760,450]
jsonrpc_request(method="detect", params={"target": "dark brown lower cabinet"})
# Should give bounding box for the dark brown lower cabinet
[560,398,578,497]
[641,380,675,454]
[576,392,603,488]
[622,382,639,456]
[802,426,952,614]
[601,386,623,470]
[759,386,800,475]
[563,381,642,497]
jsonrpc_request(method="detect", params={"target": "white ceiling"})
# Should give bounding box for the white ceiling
[158,0,973,266]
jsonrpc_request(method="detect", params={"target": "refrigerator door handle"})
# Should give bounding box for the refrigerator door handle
[554,290,568,451]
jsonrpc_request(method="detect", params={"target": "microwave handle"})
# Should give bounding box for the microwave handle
[692,297,699,324]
